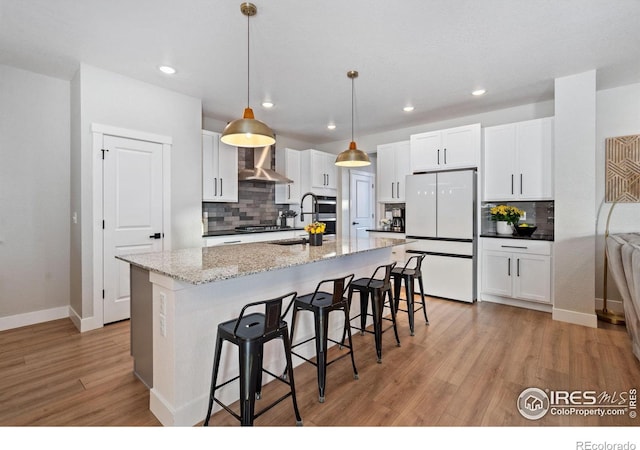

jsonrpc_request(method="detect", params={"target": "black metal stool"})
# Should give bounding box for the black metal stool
[289,274,358,403]
[391,254,429,336]
[203,292,303,426]
[342,262,400,363]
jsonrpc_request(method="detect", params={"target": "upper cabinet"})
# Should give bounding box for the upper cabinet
[483,117,554,201]
[310,150,338,190]
[377,140,411,202]
[410,123,480,172]
[299,149,338,196]
[275,147,302,204]
[202,130,238,202]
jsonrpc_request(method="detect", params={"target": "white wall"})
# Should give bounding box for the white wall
[595,82,640,309]
[71,64,202,325]
[552,70,597,327]
[0,65,70,328]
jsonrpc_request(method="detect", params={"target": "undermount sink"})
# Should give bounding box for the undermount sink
[272,238,308,246]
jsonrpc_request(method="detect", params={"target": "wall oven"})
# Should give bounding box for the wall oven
[316,196,337,235]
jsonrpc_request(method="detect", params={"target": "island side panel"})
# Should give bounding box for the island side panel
[148,247,390,426]
[130,265,153,388]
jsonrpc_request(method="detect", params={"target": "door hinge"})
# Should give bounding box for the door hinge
[101,148,109,159]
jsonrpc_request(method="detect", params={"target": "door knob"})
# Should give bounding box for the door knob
[149,232,162,239]
[352,222,359,225]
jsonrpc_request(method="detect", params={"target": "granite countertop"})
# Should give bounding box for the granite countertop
[203,226,304,237]
[117,236,408,285]
[480,232,554,241]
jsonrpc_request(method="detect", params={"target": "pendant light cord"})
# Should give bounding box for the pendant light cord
[246,10,250,109]
[351,75,355,142]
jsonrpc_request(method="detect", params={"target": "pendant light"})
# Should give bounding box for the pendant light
[335,70,371,167]
[221,3,275,148]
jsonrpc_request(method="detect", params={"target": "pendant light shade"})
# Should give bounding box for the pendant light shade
[221,3,275,148]
[335,70,371,167]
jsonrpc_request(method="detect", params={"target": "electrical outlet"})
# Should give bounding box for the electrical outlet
[159,292,166,315]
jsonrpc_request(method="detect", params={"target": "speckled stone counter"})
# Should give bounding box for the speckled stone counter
[117,236,406,285]
[117,236,407,426]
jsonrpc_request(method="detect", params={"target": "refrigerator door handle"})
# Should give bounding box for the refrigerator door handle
[508,257,511,276]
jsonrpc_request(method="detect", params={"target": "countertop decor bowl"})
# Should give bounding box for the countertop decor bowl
[514,224,537,237]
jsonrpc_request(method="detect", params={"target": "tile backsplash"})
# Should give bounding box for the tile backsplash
[203,148,292,232]
[480,200,554,237]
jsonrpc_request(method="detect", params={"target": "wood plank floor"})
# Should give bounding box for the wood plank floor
[1,297,639,427]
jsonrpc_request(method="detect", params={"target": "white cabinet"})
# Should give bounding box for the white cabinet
[483,117,553,201]
[202,130,238,202]
[481,238,552,306]
[376,141,411,202]
[310,150,337,190]
[275,147,302,204]
[299,149,338,196]
[367,231,406,264]
[410,123,480,172]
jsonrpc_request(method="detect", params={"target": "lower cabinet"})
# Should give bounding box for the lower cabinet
[480,238,552,308]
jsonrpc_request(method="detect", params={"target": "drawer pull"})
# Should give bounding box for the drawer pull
[501,245,528,249]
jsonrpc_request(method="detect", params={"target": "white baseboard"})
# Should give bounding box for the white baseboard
[69,305,103,332]
[0,306,70,331]
[552,307,598,328]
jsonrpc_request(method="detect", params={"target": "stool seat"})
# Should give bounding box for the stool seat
[343,262,400,363]
[392,254,429,336]
[289,274,358,403]
[204,292,303,427]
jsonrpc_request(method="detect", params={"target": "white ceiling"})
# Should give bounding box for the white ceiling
[2,0,640,145]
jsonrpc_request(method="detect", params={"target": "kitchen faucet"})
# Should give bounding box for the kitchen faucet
[300,192,320,223]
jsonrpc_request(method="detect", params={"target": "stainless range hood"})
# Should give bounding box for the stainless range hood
[238,146,293,183]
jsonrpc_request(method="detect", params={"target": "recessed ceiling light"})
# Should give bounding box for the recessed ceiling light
[158,65,176,75]
[403,106,415,112]
[327,124,336,130]
[472,89,486,96]
[262,101,274,108]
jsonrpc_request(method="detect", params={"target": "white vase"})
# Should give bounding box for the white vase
[496,221,513,235]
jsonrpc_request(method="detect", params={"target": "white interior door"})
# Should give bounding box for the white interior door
[349,171,374,239]
[103,135,164,324]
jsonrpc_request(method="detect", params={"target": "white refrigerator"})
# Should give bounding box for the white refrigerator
[404,169,477,302]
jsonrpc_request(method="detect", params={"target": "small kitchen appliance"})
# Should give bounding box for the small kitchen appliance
[391,208,405,232]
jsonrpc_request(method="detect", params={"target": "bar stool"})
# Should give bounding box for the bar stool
[342,262,400,363]
[391,254,429,336]
[289,274,358,403]
[203,292,303,427]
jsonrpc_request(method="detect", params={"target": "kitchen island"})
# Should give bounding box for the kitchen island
[117,236,407,426]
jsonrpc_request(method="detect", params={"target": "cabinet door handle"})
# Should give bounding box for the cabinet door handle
[517,258,520,277]
[220,178,223,197]
[327,174,329,186]
[437,149,440,165]
[508,257,511,276]
[444,148,447,164]
[214,177,218,196]
[396,181,400,197]
[511,174,514,195]
[223,240,241,244]
[288,184,291,199]
[391,182,395,198]
[520,173,523,195]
